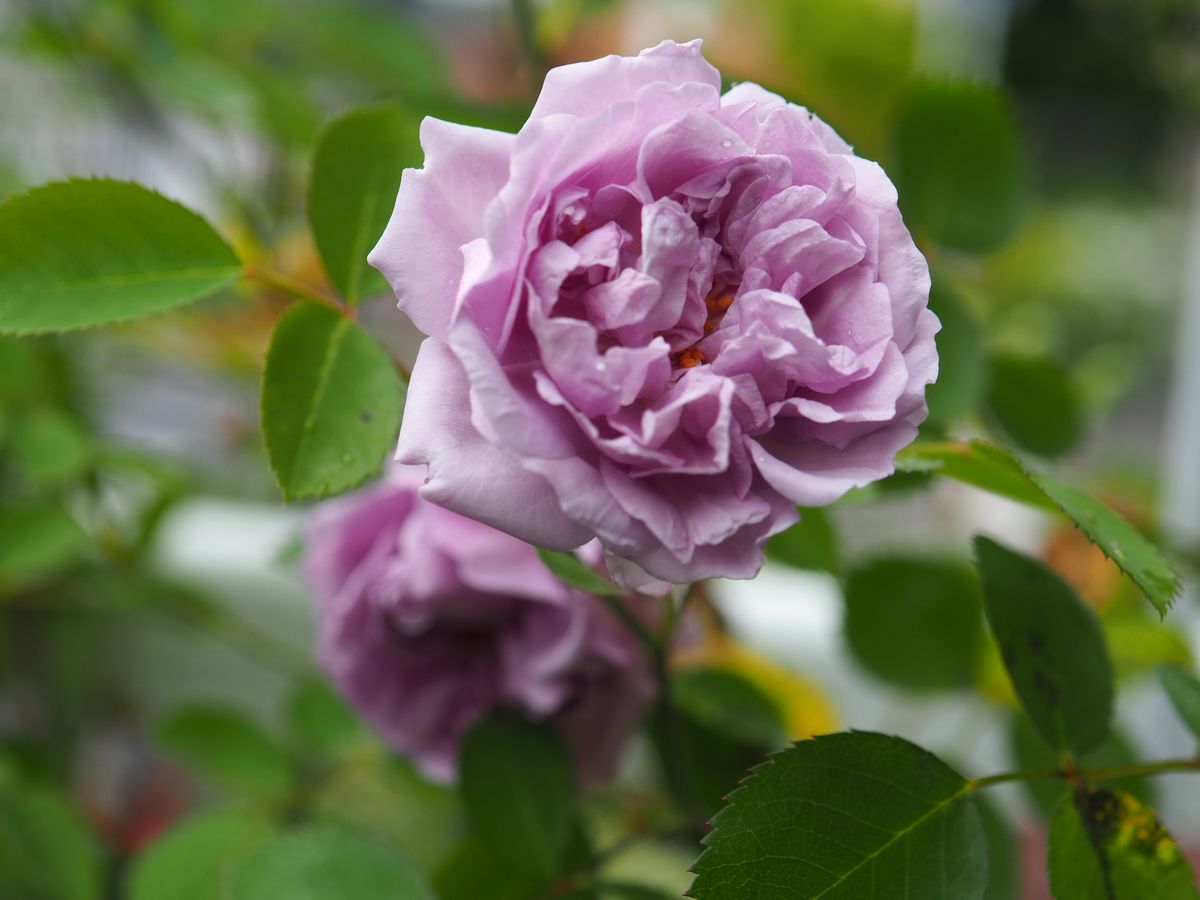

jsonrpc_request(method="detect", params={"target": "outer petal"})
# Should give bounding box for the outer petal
[748,422,918,507]
[606,490,798,583]
[304,473,416,599]
[369,118,514,341]
[602,552,672,596]
[529,39,721,122]
[396,338,592,550]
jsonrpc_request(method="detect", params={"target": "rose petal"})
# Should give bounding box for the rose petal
[396,338,592,550]
[370,118,514,340]
[529,39,721,122]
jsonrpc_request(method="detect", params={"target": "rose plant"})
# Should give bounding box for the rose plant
[0,24,1195,900]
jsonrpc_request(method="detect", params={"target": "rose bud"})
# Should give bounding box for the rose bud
[371,40,937,585]
[303,466,656,783]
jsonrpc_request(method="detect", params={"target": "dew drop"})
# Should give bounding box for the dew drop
[721,138,733,149]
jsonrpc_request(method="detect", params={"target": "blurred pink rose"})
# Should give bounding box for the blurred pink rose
[371,40,937,585]
[304,466,656,783]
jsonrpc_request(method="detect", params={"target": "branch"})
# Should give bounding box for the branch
[244,265,348,314]
[967,756,1200,792]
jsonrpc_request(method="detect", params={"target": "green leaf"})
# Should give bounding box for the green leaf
[156,705,295,799]
[1009,715,1155,821]
[843,558,984,692]
[651,698,766,824]
[670,665,787,749]
[1158,665,1200,740]
[459,712,576,881]
[594,885,682,900]
[433,838,544,900]
[750,0,915,156]
[894,79,1027,253]
[0,335,44,402]
[975,537,1113,755]
[688,732,988,900]
[764,507,840,573]
[1048,787,1200,899]
[308,105,419,304]
[287,676,364,758]
[1028,472,1180,616]
[894,440,1055,510]
[0,503,88,593]
[0,180,241,334]
[536,548,623,596]
[976,793,1019,900]
[8,407,92,490]
[985,353,1083,459]
[226,823,433,900]
[312,755,461,875]
[261,302,404,501]
[899,440,1179,615]
[127,807,268,900]
[925,280,987,425]
[437,826,593,900]
[0,772,101,900]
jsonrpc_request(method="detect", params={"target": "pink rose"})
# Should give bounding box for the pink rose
[371,40,937,584]
[303,466,656,783]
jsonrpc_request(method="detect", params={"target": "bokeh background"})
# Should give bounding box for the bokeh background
[1,0,1199,897]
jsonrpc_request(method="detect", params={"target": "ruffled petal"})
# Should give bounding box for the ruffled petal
[748,421,918,507]
[529,39,721,122]
[396,338,592,550]
[370,118,514,340]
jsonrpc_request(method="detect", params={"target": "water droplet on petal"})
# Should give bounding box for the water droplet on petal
[721,138,733,149]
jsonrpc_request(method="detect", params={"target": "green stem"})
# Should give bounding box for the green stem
[968,757,1200,792]
[967,768,1061,790]
[244,265,347,314]
[1078,757,1200,782]
[245,265,410,378]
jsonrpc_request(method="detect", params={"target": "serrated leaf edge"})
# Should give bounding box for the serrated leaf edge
[0,177,241,336]
[686,731,975,899]
[911,439,1180,616]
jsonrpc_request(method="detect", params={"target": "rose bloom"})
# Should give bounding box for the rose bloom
[371,40,937,585]
[303,465,656,783]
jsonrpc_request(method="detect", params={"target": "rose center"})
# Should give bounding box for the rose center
[670,284,736,370]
